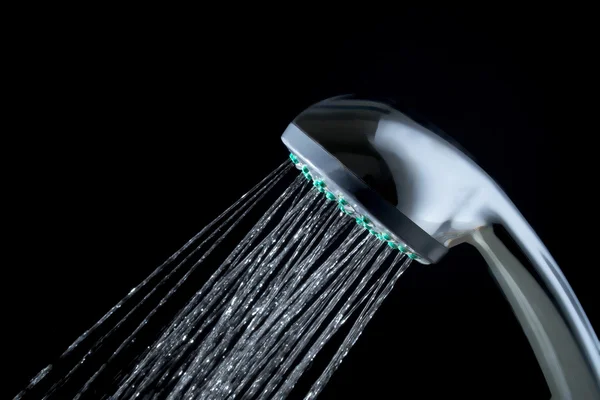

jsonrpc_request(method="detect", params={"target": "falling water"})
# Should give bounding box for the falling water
[16,161,412,399]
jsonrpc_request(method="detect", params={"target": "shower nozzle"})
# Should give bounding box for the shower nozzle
[281,96,496,264]
[281,96,600,398]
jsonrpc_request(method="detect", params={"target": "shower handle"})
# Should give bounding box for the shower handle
[452,192,600,398]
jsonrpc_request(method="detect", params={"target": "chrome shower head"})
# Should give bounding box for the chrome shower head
[281,96,506,264]
[281,96,600,397]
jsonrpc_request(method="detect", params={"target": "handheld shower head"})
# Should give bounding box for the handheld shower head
[281,96,499,264]
[281,96,600,397]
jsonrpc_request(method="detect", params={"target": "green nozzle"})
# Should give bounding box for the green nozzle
[289,153,420,260]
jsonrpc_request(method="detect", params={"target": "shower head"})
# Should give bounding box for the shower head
[281,96,507,264]
[281,96,600,397]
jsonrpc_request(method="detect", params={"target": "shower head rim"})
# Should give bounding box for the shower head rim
[281,122,448,264]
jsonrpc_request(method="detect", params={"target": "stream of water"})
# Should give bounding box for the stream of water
[16,163,412,399]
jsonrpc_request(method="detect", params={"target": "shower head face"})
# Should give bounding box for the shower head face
[281,97,499,264]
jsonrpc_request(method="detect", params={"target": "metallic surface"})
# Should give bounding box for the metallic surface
[281,95,600,396]
[282,124,448,264]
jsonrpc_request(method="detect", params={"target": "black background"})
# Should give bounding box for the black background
[4,7,598,399]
